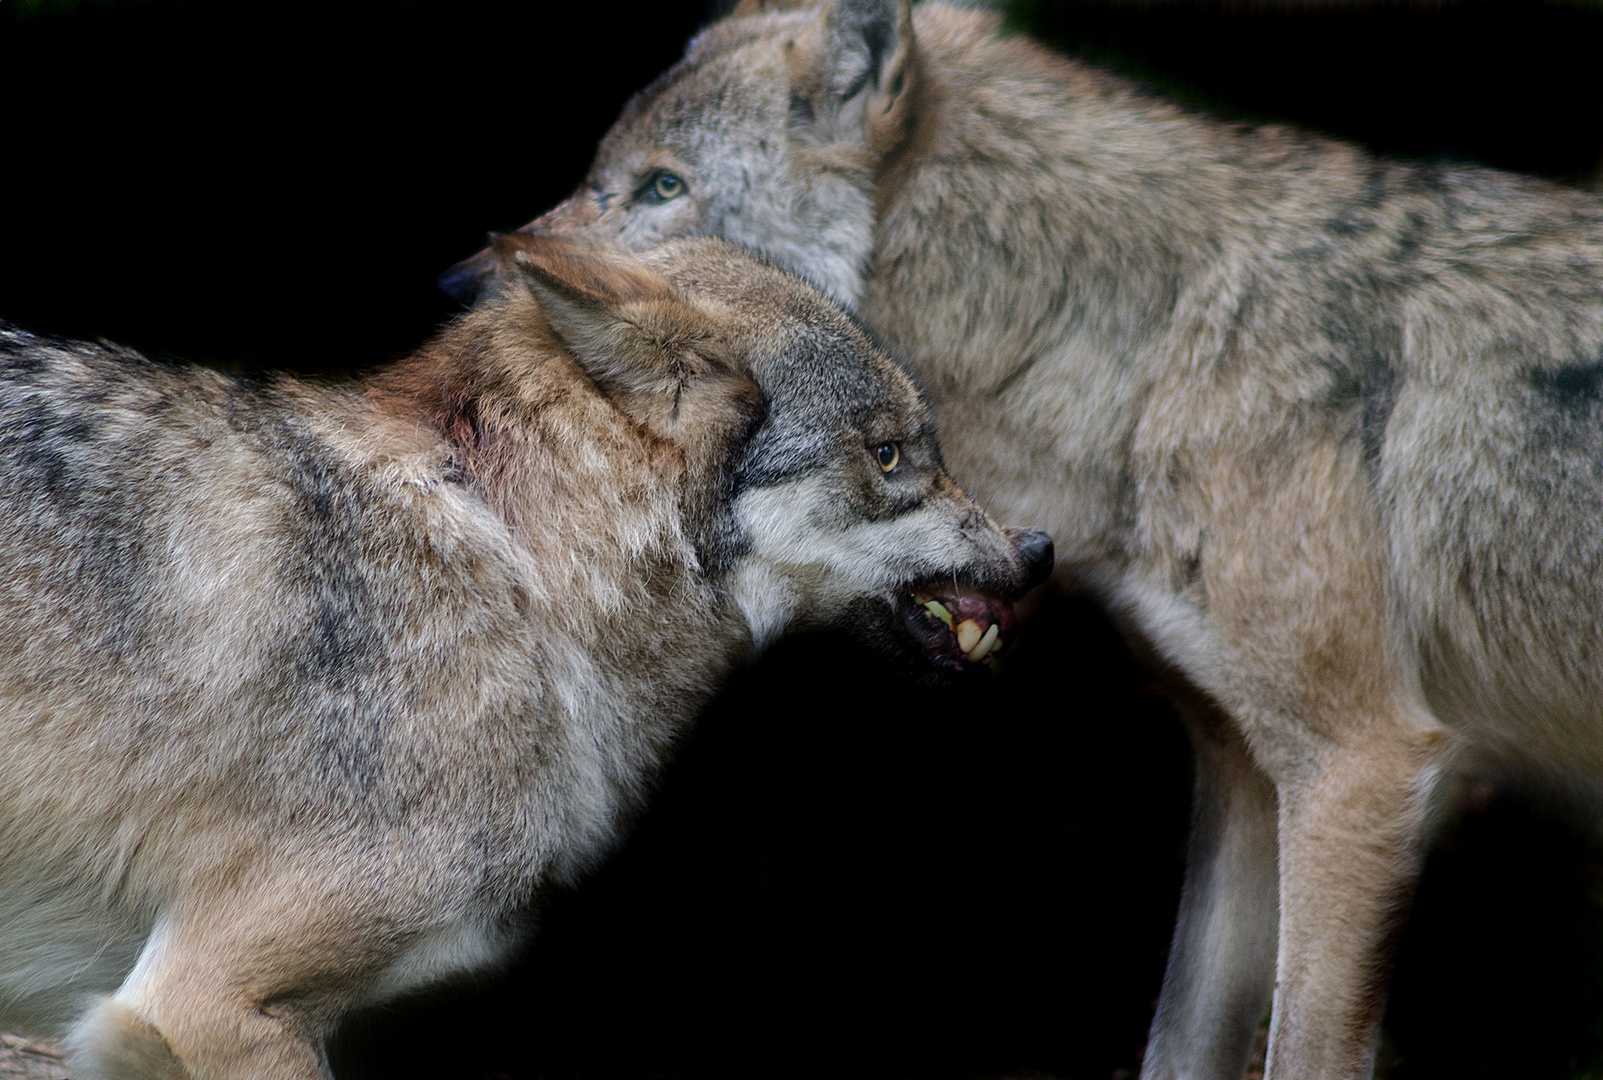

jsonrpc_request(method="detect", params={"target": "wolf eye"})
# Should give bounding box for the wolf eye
[875,442,901,472]
[639,169,686,203]
[654,172,684,199]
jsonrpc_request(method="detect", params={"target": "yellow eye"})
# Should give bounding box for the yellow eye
[875,442,901,472]
[652,171,684,200]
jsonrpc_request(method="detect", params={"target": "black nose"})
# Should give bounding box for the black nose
[436,261,480,303]
[1014,527,1054,591]
[436,247,498,304]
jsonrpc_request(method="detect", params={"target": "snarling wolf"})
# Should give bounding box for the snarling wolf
[0,234,1052,1079]
[441,2,1603,1076]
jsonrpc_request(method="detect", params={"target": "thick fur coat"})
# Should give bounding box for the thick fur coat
[0,234,1050,1079]
[441,3,1603,1077]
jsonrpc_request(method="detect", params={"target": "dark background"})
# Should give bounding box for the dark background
[6,1,1603,1077]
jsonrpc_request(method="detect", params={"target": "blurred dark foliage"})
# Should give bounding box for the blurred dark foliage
[5,1,1603,1077]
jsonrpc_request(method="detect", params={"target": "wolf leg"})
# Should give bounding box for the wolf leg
[66,907,359,1080]
[1263,724,1449,1080]
[66,998,190,1080]
[1141,702,1278,1080]
[68,979,329,1080]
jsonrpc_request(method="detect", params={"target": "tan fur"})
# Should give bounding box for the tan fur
[67,1000,188,1080]
[0,234,1049,1078]
[449,3,1603,1075]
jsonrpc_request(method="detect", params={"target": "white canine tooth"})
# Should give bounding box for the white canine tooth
[955,619,983,654]
[969,623,1001,662]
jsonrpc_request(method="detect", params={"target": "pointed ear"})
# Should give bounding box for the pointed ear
[493,231,681,401]
[491,233,755,444]
[787,0,918,154]
[493,232,675,326]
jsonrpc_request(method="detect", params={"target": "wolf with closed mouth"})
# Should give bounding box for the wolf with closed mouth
[442,1,1603,1077]
[0,232,1052,1079]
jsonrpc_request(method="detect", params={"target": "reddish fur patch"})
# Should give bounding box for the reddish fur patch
[492,233,674,310]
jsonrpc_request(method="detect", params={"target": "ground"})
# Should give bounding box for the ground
[0,1035,68,1080]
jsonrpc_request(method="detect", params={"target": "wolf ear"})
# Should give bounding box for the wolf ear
[493,233,757,444]
[787,0,917,154]
[494,231,683,406]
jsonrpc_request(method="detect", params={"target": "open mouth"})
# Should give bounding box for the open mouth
[898,582,1019,672]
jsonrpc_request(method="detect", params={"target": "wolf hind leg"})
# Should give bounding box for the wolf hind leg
[66,997,190,1080]
[1141,702,1278,1080]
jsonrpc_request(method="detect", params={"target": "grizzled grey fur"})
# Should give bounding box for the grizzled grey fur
[0,234,1049,1079]
[440,2,1603,1077]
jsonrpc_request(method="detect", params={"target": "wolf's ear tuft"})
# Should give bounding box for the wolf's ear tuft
[790,0,916,152]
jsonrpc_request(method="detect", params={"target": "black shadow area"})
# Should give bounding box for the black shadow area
[2,0,711,370]
[329,593,1190,1080]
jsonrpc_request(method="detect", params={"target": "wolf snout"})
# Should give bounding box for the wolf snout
[1011,527,1054,592]
[896,526,1053,674]
[438,195,607,304]
[437,247,499,303]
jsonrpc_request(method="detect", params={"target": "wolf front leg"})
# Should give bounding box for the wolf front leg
[1141,701,1279,1080]
[66,898,384,1080]
[69,989,328,1080]
[1141,695,1275,1076]
[1263,721,1451,1080]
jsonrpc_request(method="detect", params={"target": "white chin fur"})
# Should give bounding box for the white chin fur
[731,564,800,655]
[728,477,982,652]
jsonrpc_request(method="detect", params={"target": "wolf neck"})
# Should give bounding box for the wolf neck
[381,312,752,876]
[860,5,1355,579]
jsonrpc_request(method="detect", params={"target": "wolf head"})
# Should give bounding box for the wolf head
[488,234,1049,674]
[439,0,912,310]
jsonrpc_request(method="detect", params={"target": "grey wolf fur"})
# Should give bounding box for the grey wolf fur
[440,3,1603,1077]
[0,233,1051,1079]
